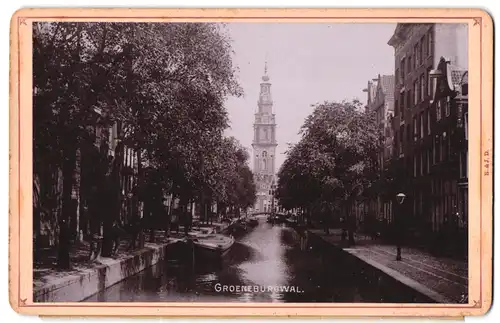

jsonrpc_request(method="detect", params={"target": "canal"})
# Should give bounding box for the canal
[84,220,433,303]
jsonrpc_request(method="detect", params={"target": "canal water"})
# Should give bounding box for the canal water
[84,220,432,303]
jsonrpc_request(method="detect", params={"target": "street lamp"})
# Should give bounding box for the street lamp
[396,193,406,204]
[396,192,406,261]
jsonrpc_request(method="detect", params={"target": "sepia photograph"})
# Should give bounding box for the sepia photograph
[9,8,493,318]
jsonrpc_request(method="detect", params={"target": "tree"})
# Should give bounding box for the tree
[277,100,382,242]
[33,22,243,264]
[209,137,256,218]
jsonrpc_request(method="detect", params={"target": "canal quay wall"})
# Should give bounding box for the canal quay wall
[305,230,439,303]
[34,222,238,302]
[33,241,178,302]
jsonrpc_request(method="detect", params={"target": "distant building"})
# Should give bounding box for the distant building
[252,63,278,213]
[364,77,379,113]
[388,23,468,252]
[362,74,395,225]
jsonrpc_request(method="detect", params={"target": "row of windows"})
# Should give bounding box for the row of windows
[255,127,276,142]
[395,67,433,118]
[396,28,434,85]
[408,179,466,232]
[395,97,456,158]
[408,133,452,178]
[395,108,431,155]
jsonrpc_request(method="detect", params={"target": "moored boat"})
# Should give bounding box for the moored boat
[245,217,259,227]
[185,227,235,260]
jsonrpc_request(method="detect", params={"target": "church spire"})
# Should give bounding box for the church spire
[251,54,277,213]
[262,54,270,82]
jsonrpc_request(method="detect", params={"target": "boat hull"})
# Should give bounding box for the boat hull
[194,243,232,260]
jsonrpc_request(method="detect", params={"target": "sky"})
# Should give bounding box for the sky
[223,23,397,172]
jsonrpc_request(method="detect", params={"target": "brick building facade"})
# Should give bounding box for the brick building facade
[388,23,468,255]
[361,75,395,226]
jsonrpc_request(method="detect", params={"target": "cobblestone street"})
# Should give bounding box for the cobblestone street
[308,229,468,303]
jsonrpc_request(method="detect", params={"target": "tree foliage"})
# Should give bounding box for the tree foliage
[277,100,383,222]
[33,22,255,265]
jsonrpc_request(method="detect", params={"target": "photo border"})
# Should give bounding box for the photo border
[9,8,493,317]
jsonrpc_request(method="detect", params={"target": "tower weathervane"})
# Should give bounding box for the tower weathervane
[262,53,270,82]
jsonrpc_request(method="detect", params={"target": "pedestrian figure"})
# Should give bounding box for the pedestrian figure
[171,210,180,233]
[297,225,308,251]
[302,229,309,251]
[340,217,347,241]
[347,215,356,246]
[126,215,144,251]
[89,233,103,262]
[109,219,128,256]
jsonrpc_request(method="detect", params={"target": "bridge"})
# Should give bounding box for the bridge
[248,212,287,218]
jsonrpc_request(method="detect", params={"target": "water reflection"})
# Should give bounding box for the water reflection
[84,221,433,303]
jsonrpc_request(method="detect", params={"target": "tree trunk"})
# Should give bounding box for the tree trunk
[57,143,77,269]
[102,146,123,257]
[164,195,171,239]
[323,206,330,235]
[101,173,118,257]
[149,197,156,243]
[347,200,356,246]
[180,196,190,235]
[136,148,145,243]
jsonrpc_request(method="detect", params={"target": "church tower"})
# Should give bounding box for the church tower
[252,62,277,213]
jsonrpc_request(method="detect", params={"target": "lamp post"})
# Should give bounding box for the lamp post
[396,192,406,261]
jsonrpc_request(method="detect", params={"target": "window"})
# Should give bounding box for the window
[427,29,433,56]
[436,136,443,163]
[408,56,412,73]
[445,97,451,117]
[415,43,421,67]
[419,41,424,65]
[464,112,468,140]
[439,136,443,162]
[447,134,452,158]
[414,154,418,177]
[420,74,425,101]
[442,133,448,161]
[413,117,417,141]
[436,100,442,121]
[421,35,427,57]
[395,68,400,86]
[427,148,431,173]
[414,44,419,67]
[460,151,468,178]
[414,80,419,105]
[399,126,404,155]
[427,67,433,97]
[427,109,431,135]
[401,58,406,82]
[420,151,424,176]
[420,112,424,139]
[395,131,399,154]
[399,92,405,118]
[395,99,399,116]
[432,138,437,164]
[407,90,412,109]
